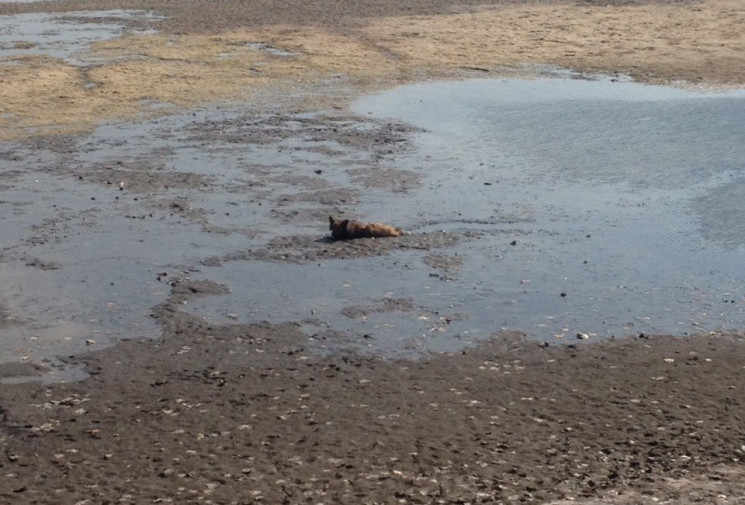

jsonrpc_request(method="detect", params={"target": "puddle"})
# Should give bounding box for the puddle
[190,76,745,355]
[0,169,227,380]
[3,74,745,379]
[348,76,745,339]
[0,10,163,64]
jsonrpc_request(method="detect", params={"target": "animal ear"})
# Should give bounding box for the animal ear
[328,216,335,225]
[341,219,349,228]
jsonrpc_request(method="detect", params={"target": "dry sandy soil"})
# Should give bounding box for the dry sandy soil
[2,0,745,504]
[1,0,744,139]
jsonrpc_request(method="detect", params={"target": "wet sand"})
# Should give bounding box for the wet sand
[2,0,745,503]
[4,290,745,503]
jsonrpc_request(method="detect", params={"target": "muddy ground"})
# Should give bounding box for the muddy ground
[3,288,745,504]
[2,0,745,503]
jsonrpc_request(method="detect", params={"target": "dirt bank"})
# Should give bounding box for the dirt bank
[2,280,745,504]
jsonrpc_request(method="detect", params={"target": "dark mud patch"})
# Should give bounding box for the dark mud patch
[80,167,213,193]
[21,256,61,271]
[184,112,419,155]
[274,187,358,206]
[152,197,201,217]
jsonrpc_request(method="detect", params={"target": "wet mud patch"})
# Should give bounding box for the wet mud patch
[0,361,49,383]
[423,252,463,277]
[167,278,229,302]
[274,187,358,206]
[5,72,745,377]
[330,296,469,354]
[341,297,418,320]
[268,206,348,228]
[21,256,61,271]
[81,167,212,192]
[202,230,469,265]
[348,166,422,191]
[183,112,419,156]
[68,108,421,238]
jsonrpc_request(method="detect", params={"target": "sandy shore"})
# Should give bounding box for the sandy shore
[2,0,745,503]
[1,0,744,140]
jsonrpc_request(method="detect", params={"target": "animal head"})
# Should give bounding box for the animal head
[328,216,349,238]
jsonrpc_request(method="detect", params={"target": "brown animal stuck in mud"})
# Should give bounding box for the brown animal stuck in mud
[328,216,406,240]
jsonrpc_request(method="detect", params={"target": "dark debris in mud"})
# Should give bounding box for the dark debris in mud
[340,296,419,319]
[22,256,61,271]
[80,166,213,193]
[184,112,421,155]
[274,187,359,206]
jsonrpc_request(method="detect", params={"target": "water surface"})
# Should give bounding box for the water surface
[3,75,745,380]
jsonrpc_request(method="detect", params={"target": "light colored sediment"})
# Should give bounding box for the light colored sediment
[1,0,744,140]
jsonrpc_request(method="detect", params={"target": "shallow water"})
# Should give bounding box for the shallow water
[349,76,745,339]
[186,76,745,356]
[0,107,412,378]
[0,10,162,63]
[2,75,745,379]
